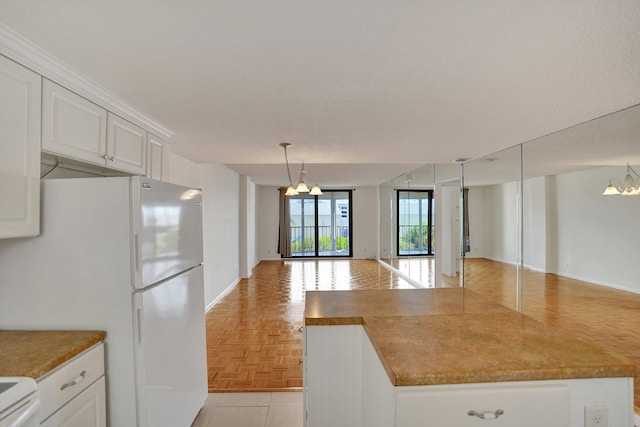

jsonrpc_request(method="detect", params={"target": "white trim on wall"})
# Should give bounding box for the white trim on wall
[205,278,240,313]
[0,23,173,139]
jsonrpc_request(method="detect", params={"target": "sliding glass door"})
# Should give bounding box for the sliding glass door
[288,190,352,257]
[397,190,434,256]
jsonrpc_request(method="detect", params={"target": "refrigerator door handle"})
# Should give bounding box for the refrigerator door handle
[137,308,143,344]
[134,234,140,272]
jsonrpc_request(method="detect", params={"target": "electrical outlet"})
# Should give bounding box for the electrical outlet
[585,405,608,427]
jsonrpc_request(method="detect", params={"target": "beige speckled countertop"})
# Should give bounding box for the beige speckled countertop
[304,288,635,386]
[0,330,105,379]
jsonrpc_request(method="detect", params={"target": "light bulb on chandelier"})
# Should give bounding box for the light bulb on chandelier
[602,164,640,196]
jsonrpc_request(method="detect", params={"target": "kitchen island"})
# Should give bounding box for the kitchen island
[303,288,635,427]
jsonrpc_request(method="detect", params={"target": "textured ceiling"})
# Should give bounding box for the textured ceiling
[1,0,640,186]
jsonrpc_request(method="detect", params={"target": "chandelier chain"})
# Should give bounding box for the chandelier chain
[283,144,295,187]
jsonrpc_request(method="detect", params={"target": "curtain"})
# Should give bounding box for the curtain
[463,187,470,253]
[277,188,292,257]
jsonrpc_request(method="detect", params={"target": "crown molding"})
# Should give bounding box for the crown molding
[0,23,174,139]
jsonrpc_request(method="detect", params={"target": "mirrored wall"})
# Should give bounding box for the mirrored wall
[378,163,460,287]
[379,103,640,305]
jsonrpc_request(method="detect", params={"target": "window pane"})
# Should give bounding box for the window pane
[318,191,350,256]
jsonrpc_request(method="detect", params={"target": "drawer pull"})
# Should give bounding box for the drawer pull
[60,370,86,391]
[467,409,504,420]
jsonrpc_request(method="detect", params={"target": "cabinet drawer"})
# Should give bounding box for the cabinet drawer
[41,376,106,427]
[38,343,105,423]
[396,383,569,427]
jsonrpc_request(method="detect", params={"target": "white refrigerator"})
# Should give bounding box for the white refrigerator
[0,177,208,427]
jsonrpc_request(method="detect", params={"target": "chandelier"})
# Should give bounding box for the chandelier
[280,143,322,196]
[602,164,640,196]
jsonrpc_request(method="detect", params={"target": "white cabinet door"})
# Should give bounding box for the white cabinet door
[42,79,107,165]
[146,133,163,180]
[41,377,106,427]
[0,55,41,238]
[42,79,149,176]
[305,325,363,427]
[107,112,147,174]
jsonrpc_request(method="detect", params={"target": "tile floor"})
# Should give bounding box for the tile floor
[191,392,303,427]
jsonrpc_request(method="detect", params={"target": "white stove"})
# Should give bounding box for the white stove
[0,377,39,427]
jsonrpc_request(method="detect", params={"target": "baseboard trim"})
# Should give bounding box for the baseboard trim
[205,278,241,313]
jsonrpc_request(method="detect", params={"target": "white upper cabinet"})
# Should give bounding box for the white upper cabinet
[146,133,164,180]
[107,113,147,175]
[0,55,41,238]
[42,79,107,165]
[43,79,149,175]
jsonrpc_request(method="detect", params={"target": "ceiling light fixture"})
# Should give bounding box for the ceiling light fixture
[280,143,322,196]
[602,164,640,196]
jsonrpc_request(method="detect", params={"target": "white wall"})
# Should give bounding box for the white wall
[239,175,258,278]
[479,182,520,265]
[164,149,202,188]
[256,186,378,261]
[465,186,486,258]
[523,176,547,272]
[257,185,281,261]
[199,164,240,307]
[378,184,393,260]
[352,187,378,259]
[552,166,639,293]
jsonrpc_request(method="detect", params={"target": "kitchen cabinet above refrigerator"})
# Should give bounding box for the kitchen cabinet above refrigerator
[42,79,153,176]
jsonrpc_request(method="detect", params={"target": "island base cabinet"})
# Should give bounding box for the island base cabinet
[396,384,569,427]
[305,324,635,427]
[41,377,106,427]
[304,325,363,427]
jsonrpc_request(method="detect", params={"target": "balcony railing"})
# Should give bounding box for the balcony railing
[290,225,349,255]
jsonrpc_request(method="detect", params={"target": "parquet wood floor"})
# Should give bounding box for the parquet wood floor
[205,260,415,392]
[206,258,640,413]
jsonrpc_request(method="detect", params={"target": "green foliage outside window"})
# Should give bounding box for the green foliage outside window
[292,236,349,253]
[319,236,349,251]
[399,225,430,250]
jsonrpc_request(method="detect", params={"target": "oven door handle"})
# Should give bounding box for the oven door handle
[1,395,40,427]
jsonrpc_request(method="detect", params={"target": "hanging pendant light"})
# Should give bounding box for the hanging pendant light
[309,184,323,196]
[280,143,321,196]
[603,164,640,196]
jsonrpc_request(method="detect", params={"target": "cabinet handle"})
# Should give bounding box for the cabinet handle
[60,370,86,390]
[467,409,504,420]
[108,156,115,161]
